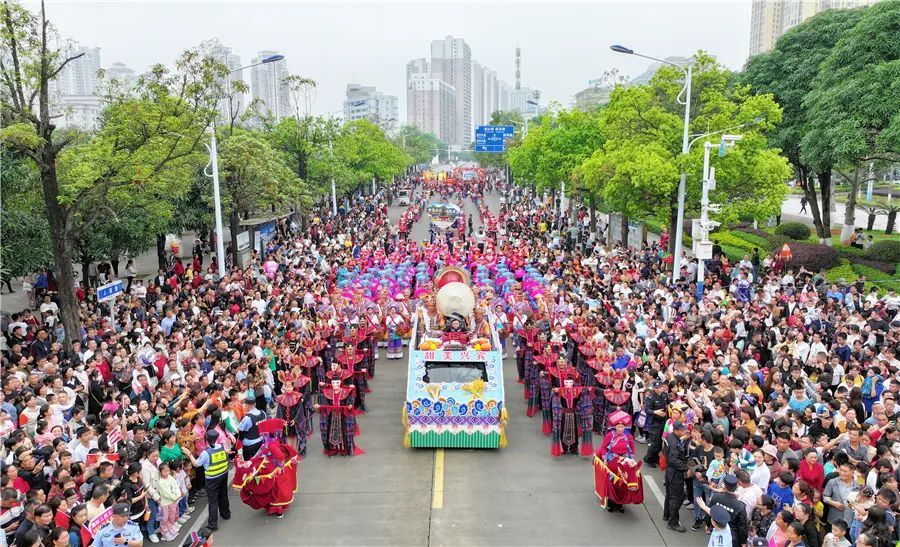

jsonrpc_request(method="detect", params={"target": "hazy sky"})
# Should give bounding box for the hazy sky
[34,0,753,118]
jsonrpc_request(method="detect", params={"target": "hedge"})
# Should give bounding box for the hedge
[788,243,842,272]
[710,233,759,255]
[774,221,812,241]
[850,263,899,293]
[824,263,857,284]
[869,240,900,263]
[836,247,897,274]
[730,230,774,252]
[719,244,748,263]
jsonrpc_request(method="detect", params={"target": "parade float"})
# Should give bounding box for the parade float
[403,267,508,448]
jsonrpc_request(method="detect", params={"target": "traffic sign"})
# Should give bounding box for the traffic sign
[475,125,515,153]
[97,280,123,302]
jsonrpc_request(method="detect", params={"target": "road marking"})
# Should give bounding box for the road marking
[180,504,208,543]
[644,475,665,508]
[432,448,445,509]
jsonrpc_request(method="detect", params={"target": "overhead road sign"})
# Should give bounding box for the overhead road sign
[474,125,515,153]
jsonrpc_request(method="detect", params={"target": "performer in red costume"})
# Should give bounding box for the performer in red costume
[231,419,301,518]
[550,378,594,457]
[593,410,644,513]
[315,379,363,457]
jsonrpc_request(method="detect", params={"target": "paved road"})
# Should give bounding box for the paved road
[172,189,707,547]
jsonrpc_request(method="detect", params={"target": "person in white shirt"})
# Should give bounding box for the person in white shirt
[793,333,811,363]
[750,450,771,491]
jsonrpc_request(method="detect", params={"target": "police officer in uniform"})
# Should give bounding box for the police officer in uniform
[702,474,748,547]
[183,430,231,531]
[662,421,689,532]
[94,503,143,547]
[642,380,668,468]
[237,398,265,460]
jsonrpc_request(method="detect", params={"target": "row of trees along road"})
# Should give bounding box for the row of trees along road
[740,1,898,243]
[0,1,412,347]
[504,1,899,249]
[507,51,792,255]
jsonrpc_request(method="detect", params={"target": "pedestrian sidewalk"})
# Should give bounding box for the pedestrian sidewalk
[0,230,208,314]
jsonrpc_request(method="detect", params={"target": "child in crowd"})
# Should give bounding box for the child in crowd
[822,519,851,547]
[157,462,183,541]
[707,446,728,491]
[172,459,193,525]
[766,471,795,514]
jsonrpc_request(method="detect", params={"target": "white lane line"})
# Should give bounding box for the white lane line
[178,505,208,544]
[644,475,665,508]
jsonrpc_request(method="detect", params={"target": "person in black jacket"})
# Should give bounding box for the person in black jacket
[701,474,750,547]
[662,422,690,532]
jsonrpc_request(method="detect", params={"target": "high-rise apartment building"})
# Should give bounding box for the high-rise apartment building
[343,83,399,131]
[484,69,499,121]
[249,50,290,121]
[406,41,514,146]
[407,73,456,144]
[104,62,137,87]
[749,0,879,56]
[430,36,471,147]
[208,44,244,123]
[55,46,101,96]
[472,61,485,131]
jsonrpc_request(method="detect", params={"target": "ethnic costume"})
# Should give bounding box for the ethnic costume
[550,373,595,457]
[318,381,364,457]
[231,419,301,516]
[333,347,367,413]
[593,411,644,512]
[275,369,312,458]
[519,326,541,416]
[384,308,407,360]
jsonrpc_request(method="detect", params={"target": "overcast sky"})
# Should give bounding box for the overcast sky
[33,0,753,118]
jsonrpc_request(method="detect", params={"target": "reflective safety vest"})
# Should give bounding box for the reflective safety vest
[204,445,228,479]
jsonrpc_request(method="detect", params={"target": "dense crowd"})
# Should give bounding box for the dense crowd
[2,169,899,547]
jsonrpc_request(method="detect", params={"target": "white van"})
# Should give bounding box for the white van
[397,189,411,206]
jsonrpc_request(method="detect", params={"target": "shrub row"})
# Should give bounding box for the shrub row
[774,221,812,241]
[850,263,899,293]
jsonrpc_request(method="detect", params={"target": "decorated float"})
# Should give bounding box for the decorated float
[403,267,508,448]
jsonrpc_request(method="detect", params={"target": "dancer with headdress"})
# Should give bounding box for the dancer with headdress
[384,303,407,360]
[315,378,363,457]
[593,411,643,513]
[550,377,594,457]
[230,419,301,518]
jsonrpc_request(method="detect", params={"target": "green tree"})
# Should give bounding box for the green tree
[395,125,446,165]
[1,1,224,344]
[579,52,790,251]
[215,128,307,255]
[802,1,900,239]
[0,147,53,279]
[744,7,866,243]
[331,119,408,197]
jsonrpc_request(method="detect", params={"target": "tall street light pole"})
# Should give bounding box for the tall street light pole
[209,53,284,275]
[611,44,692,284]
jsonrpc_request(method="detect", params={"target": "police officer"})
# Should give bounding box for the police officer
[701,474,748,547]
[237,398,265,460]
[642,380,668,468]
[662,421,689,532]
[93,503,143,547]
[183,430,231,531]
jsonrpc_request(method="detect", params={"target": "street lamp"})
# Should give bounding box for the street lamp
[207,53,285,275]
[611,44,692,284]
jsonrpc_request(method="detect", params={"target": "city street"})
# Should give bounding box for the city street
[174,192,701,547]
